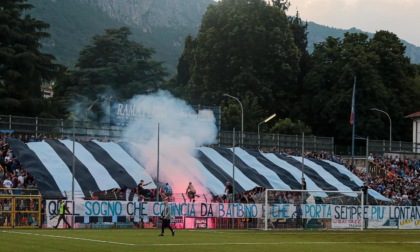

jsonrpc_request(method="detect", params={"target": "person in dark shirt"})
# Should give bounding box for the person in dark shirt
[158,198,175,236]
[301,178,307,191]
[361,182,369,205]
[137,180,152,199]
[292,204,304,229]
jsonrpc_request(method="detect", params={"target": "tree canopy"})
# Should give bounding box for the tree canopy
[302,31,420,143]
[164,0,420,143]
[167,0,301,132]
[54,27,167,120]
[0,0,61,116]
[2,0,419,145]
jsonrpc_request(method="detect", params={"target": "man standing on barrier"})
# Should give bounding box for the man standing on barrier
[224,181,233,203]
[54,198,72,229]
[186,182,199,203]
[159,197,175,236]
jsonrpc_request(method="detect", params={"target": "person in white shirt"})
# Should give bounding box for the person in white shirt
[367,153,374,163]
[367,153,375,172]
[18,173,25,186]
[3,177,13,188]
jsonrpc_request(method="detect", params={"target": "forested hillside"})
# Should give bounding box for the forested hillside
[28,0,420,75]
[28,0,214,74]
[3,0,419,145]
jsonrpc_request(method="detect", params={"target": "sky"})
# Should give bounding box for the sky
[285,0,420,46]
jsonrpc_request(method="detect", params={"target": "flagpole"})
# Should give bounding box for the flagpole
[351,76,356,170]
[156,123,160,202]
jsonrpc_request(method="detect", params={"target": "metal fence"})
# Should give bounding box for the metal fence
[0,115,125,141]
[335,140,420,158]
[1,115,418,155]
[218,131,335,153]
[0,188,42,228]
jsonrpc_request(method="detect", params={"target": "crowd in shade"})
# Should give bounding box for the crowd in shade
[0,133,114,196]
[0,134,38,195]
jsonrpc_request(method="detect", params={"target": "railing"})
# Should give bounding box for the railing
[368,139,419,156]
[336,141,420,158]
[0,115,417,155]
[0,188,42,228]
[218,131,335,153]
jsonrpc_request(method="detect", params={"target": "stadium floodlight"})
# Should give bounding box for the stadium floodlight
[223,94,243,146]
[370,108,392,151]
[258,113,276,147]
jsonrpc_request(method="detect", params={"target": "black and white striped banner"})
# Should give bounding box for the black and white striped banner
[7,138,390,202]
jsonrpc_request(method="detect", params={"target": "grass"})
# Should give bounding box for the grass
[0,228,419,252]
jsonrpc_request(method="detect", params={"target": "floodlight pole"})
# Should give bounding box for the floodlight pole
[232,128,235,228]
[301,132,305,204]
[258,113,276,147]
[370,108,392,152]
[71,120,75,227]
[85,98,99,122]
[223,94,243,146]
[301,132,305,182]
[156,123,160,202]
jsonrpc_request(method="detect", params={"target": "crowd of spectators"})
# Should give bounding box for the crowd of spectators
[323,152,420,206]
[357,153,420,206]
[260,147,420,206]
[0,134,38,195]
[2,132,420,207]
[0,133,41,226]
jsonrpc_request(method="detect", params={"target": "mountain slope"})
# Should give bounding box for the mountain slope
[307,22,420,64]
[28,0,214,74]
[28,0,420,77]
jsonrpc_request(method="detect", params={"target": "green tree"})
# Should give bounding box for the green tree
[167,0,300,131]
[368,31,420,141]
[0,0,60,116]
[303,31,420,143]
[269,118,312,135]
[270,0,290,10]
[161,35,196,98]
[288,11,311,118]
[221,94,265,133]
[303,33,383,143]
[55,27,167,120]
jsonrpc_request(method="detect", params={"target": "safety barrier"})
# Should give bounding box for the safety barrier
[0,188,42,228]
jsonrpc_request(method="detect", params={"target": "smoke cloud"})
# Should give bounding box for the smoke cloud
[122,90,218,194]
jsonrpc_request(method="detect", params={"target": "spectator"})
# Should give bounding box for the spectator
[224,182,233,203]
[301,178,307,191]
[0,164,4,181]
[137,180,152,200]
[367,153,376,173]
[28,135,37,142]
[3,176,12,189]
[15,181,24,195]
[186,182,199,203]
[18,171,25,186]
[292,204,304,229]
[163,183,173,201]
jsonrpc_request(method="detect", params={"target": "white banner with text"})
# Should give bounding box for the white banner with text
[45,200,420,229]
